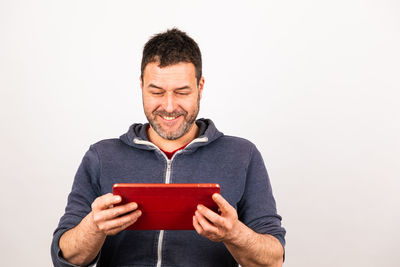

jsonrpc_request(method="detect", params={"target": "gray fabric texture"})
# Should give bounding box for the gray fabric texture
[51,118,286,267]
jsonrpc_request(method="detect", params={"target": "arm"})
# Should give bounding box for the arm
[59,193,142,266]
[193,193,284,267]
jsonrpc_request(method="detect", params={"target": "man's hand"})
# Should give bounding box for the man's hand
[90,193,142,236]
[59,193,142,266]
[193,193,284,267]
[193,193,241,243]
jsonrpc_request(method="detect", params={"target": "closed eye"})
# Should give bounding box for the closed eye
[176,92,190,96]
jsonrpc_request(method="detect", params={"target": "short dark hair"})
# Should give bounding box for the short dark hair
[141,28,202,84]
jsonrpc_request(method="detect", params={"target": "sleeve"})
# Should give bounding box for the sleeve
[237,145,286,249]
[51,146,102,267]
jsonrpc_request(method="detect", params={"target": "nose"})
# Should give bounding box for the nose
[162,92,176,113]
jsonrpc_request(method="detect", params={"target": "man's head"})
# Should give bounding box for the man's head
[141,28,202,85]
[140,28,204,141]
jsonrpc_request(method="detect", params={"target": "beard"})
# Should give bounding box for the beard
[145,95,200,140]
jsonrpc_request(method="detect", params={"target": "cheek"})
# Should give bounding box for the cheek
[180,103,193,112]
[143,97,160,111]
[182,97,199,111]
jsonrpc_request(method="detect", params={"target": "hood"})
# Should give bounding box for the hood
[119,118,224,152]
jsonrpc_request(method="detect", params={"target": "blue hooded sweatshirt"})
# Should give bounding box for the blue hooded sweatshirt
[51,118,286,267]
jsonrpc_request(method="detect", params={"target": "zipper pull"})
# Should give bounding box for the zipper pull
[167,160,171,172]
[165,160,172,184]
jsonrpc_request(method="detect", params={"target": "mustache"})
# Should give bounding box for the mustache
[153,110,187,117]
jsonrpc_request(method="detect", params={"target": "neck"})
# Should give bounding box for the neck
[148,123,199,152]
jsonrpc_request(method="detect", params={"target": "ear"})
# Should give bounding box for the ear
[140,75,143,90]
[198,76,205,100]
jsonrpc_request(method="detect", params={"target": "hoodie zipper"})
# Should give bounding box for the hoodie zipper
[133,136,208,267]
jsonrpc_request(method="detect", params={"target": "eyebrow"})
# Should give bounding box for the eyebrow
[148,84,191,90]
[148,83,163,90]
[175,86,191,90]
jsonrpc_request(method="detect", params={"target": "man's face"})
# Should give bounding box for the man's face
[141,62,204,140]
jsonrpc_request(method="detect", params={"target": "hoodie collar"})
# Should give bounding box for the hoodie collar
[120,118,223,152]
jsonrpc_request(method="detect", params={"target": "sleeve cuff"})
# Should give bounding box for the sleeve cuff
[51,228,100,267]
[56,248,100,267]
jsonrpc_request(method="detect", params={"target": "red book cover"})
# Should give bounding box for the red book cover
[113,183,221,230]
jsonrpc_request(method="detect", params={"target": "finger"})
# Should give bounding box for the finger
[195,210,218,233]
[92,193,122,211]
[105,217,135,235]
[99,209,142,233]
[105,217,136,235]
[212,194,234,215]
[192,215,203,234]
[95,202,138,222]
[106,210,142,235]
[197,204,223,226]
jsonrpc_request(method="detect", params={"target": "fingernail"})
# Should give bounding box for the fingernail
[114,196,121,202]
[131,203,137,209]
[197,205,202,210]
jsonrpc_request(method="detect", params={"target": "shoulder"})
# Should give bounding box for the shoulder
[90,138,129,154]
[92,138,123,147]
[208,135,258,157]
[217,135,256,149]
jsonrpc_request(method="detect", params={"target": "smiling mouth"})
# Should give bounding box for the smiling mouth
[162,116,177,120]
[159,115,182,121]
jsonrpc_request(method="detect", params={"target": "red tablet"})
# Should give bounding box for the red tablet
[113,183,220,230]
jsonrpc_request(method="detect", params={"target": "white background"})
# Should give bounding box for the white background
[1,1,399,266]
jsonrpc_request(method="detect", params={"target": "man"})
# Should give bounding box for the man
[51,28,286,267]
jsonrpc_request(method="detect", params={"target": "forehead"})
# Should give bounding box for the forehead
[143,62,196,86]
